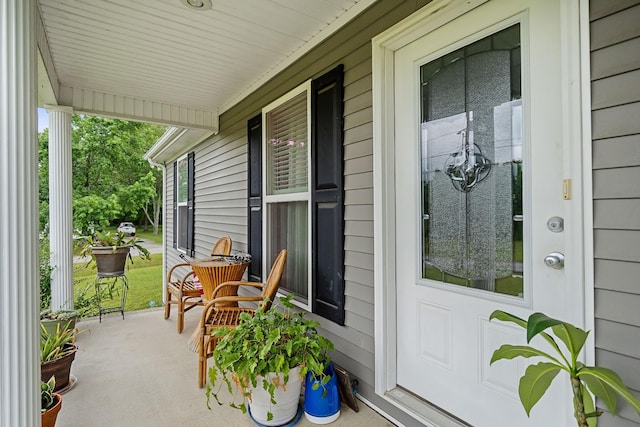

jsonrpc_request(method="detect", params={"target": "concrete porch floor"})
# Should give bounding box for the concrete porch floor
[56,307,397,427]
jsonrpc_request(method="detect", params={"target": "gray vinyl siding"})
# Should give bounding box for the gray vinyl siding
[162,2,429,425]
[591,1,640,425]
[193,129,248,251]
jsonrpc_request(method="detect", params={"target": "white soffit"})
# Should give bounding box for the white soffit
[37,0,377,132]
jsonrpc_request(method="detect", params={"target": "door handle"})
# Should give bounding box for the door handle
[544,252,565,269]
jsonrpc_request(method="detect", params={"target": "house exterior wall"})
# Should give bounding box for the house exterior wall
[162,0,640,425]
[591,1,640,425]
[163,2,430,425]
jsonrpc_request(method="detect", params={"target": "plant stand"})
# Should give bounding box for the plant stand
[94,272,128,322]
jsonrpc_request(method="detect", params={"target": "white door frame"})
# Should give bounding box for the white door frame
[371,0,594,424]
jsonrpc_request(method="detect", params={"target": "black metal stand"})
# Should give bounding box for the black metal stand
[94,272,128,322]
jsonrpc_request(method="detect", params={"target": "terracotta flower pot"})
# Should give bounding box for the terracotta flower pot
[41,393,62,427]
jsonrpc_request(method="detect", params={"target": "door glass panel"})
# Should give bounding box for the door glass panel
[420,24,523,297]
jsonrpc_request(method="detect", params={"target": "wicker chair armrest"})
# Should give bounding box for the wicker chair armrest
[210,295,264,306]
[167,262,192,280]
[210,281,263,299]
[180,270,196,285]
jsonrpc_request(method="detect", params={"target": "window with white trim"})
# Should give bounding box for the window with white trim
[174,152,194,255]
[249,65,345,324]
[263,81,312,307]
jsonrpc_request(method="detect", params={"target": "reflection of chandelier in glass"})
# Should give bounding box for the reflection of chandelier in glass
[443,112,491,192]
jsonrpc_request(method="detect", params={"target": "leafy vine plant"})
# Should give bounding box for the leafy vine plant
[490,311,640,427]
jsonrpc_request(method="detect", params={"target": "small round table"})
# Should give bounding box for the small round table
[190,257,250,304]
[187,256,251,352]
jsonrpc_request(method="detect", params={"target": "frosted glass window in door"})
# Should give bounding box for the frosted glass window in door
[420,24,523,297]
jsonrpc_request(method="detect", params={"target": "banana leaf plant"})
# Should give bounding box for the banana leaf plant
[490,310,640,427]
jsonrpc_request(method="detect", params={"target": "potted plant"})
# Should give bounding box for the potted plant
[40,308,79,337]
[206,294,335,426]
[79,230,150,275]
[490,310,640,427]
[41,376,62,427]
[41,323,80,393]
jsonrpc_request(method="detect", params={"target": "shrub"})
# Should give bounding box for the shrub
[39,236,53,311]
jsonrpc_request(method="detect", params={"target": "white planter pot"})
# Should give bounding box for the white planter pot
[249,366,302,426]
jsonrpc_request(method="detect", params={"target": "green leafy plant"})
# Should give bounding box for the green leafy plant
[40,321,88,363]
[79,230,150,267]
[74,281,101,318]
[39,235,54,311]
[206,294,335,417]
[72,194,121,236]
[40,323,78,362]
[490,310,640,427]
[41,376,57,413]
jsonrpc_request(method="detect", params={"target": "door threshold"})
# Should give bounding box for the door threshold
[385,387,472,427]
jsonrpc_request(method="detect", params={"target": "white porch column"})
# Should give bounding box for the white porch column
[45,105,74,311]
[0,0,41,426]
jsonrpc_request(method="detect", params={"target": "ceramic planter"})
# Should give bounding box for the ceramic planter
[41,346,76,392]
[249,366,302,426]
[40,313,78,337]
[41,393,62,427]
[91,246,131,276]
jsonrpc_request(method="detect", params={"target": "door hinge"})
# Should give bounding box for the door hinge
[563,179,571,200]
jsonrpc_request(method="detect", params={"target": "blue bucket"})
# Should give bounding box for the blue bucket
[304,362,341,424]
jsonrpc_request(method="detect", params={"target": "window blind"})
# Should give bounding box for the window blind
[177,157,188,203]
[266,91,308,195]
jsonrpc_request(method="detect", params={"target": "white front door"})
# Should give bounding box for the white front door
[393,1,583,426]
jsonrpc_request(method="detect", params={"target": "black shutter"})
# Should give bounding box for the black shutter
[172,160,177,249]
[186,152,195,257]
[247,114,263,281]
[311,65,345,325]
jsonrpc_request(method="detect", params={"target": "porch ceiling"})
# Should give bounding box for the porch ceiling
[37,0,375,131]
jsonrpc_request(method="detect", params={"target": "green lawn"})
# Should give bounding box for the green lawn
[74,253,163,317]
[134,226,163,245]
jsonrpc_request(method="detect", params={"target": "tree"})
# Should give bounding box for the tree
[70,115,165,233]
[38,129,50,231]
[38,114,165,234]
[73,194,121,235]
[117,171,162,235]
[71,115,163,197]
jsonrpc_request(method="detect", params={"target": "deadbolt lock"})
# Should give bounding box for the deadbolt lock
[547,216,564,233]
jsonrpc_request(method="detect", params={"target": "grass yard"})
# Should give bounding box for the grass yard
[134,226,163,245]
[74,253,163,317]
